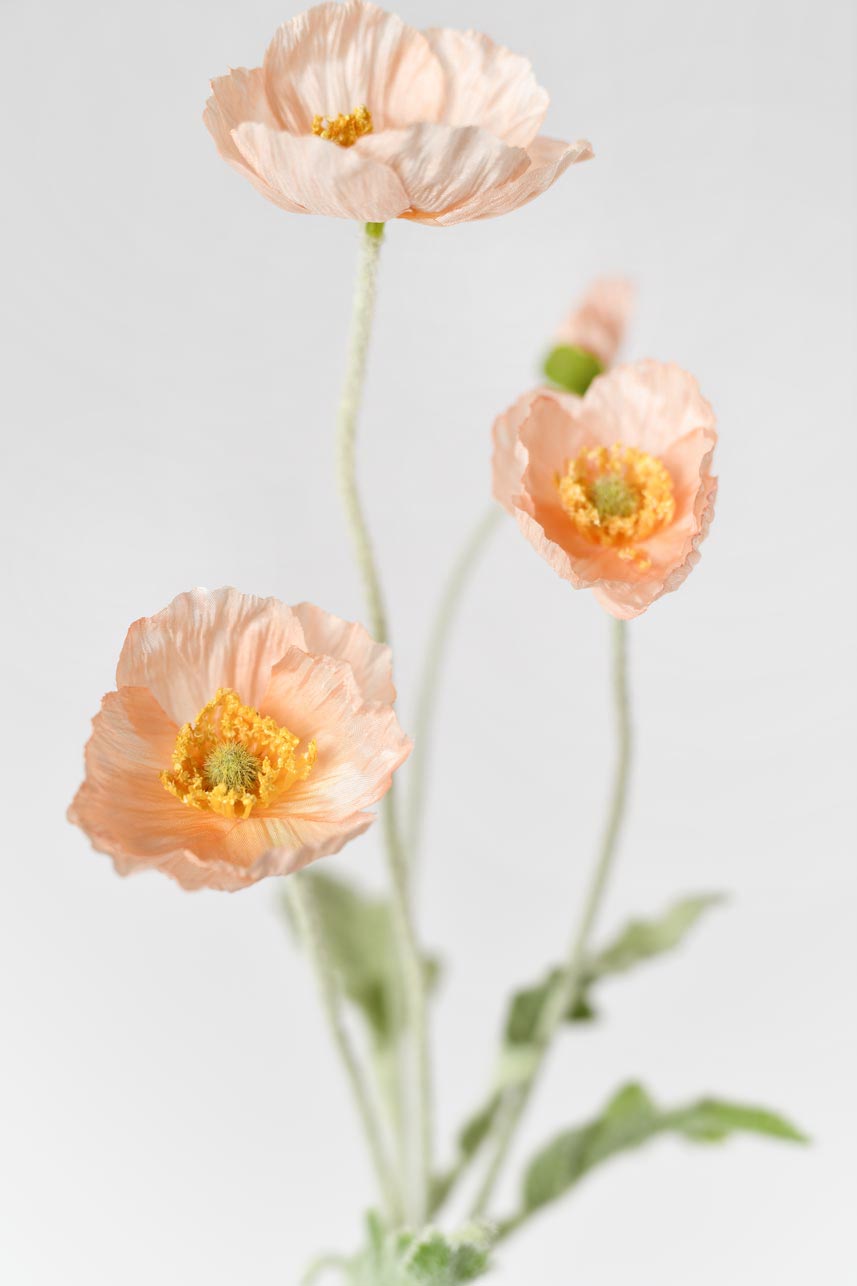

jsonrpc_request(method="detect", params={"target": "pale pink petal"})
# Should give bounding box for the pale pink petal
[359,123,529,216]
[260,648,411,820]
[203,67,305,213]
[492,387,579,513]
[555,278,635,367]
[292,603,396,704]
[117,587,306,726]
[68,687,234,873]
[262,0,444,134]
[233,123,409,221]
[417,135,593,226]
[424,27,548,147]
[157,813,375,892]
[574,360,717,456]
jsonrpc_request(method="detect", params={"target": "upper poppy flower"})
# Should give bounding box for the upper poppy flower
[204,0,592,225]
[492,361,718,619]
[68,588,411,891]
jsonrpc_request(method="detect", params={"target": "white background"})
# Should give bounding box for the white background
[1,0,854,1281]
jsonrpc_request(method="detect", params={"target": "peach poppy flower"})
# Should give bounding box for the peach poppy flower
[68,588,411,891]
[204,0,592,225]
[492,361,718,619]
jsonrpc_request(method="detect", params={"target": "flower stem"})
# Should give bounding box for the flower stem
[405,507,502,863]
[335,220,389,644]
[470,617,633,1218]
[335,221,432,1225]
[287,874,401,1224]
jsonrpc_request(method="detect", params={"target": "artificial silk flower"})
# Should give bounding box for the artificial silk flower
[204,0,592,225]
[69,588,411,891]
[492,360,718,619]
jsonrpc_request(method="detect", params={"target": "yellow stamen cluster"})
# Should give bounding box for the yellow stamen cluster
[161,688,316,820]
[312,104,373,147]
[556,443,676,570]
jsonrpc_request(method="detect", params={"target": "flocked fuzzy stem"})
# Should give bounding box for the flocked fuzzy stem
[406,507,502,864]
[471,617,633,1217]
[335,221,432,1225]
[287,875,401,1224]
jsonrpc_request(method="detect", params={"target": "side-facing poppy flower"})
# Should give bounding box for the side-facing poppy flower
[204,0,592,225]
[492,360,718,619]
[69,588,411,890]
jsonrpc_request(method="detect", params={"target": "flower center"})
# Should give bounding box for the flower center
[161,688,316,820]
[312,105,373,147]
[556,444,676,569]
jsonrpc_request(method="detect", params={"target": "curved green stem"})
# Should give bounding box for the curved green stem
[335,220,389,644]
[287,875,401,1224]
[405,507,502,863]
[470,617,633,1218]
[335,221,432,1225]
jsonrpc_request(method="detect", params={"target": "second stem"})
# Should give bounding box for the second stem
[471,616,633,1217]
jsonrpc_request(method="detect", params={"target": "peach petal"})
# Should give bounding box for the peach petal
[292,602,396,704]
[416,135,593,226]
[554,277,635,367]
[204,67,305,213]
[574,360,717,456]
[262,0,444,135]
[424,27,548,147]
[260,647,411,820]
[117,587,306,727]
[233,123,410,221]
[359,123,529,216]
[492,387,579,514]
[68,688,233,870]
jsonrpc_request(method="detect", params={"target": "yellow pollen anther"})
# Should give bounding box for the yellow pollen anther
[556,443,676,570]
[312,104,373,147]
[161,688,316,820]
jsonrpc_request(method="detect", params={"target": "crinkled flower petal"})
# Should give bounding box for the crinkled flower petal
[262,0,445,134]
[419,136,593,226]
[117,588,306,727]
[424,27,548,147]
[233,124,410,220]
[293,602,396,704]
[359,123,529,216]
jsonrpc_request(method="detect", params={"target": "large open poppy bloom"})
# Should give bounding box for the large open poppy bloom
[492,361,718,619]
[204,0,592,224]
[69,589,411,891]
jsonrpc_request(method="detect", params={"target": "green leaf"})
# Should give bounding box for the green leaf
[505,894,725,1047]
[590,893,726,979]
[433,896,723,1216]
[543,344,605,394]
[517,1082,806,1223]
[282,872,440,1044]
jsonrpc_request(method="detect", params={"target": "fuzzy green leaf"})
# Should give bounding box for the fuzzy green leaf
[517,1082,806,1222]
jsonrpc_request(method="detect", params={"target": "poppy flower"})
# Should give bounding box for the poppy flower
[492,361,718,618]
[69,588,411,890]
[204,0,592,224]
